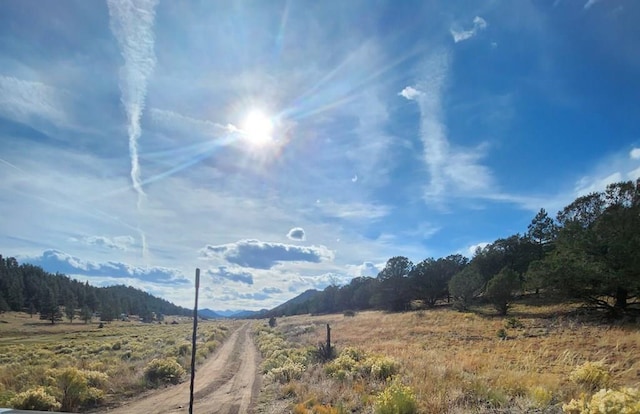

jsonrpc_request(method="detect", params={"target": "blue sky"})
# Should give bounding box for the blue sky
[1,0,639,311]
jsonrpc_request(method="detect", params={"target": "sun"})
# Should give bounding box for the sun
[241,110,274,146]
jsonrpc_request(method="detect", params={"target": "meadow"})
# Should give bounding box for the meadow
[0,312,237,412]
[256,300,640,413]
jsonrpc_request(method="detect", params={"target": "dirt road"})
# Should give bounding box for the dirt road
[107,322,260,414]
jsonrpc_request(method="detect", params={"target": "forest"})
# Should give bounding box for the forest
[269,180,640,319]
[0,256,191,323]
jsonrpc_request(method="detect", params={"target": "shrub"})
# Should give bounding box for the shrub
[374,380,417,414]
[269,361,306,384]
[144,358,185,386]
[563,387,640,414]
[569,361,611,391]
[505,317,524,329]
[49,367,106,411]
[10,387,61,411]
[269,316,277,327]
[343,310,356,317]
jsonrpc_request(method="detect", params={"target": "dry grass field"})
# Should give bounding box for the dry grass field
[265,300,640,413]
[0,312,238,411]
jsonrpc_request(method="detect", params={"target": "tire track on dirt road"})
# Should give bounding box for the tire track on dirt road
[107,322,260,414]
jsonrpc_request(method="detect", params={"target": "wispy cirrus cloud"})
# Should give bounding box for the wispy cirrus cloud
[450,16,488,43]
[317,200,391,220]
[107,0,158,210]
[400,52,495,205]
[584,0,603,10]
[0,75,67,126]
[200,239,334,269]
[22,249,189,285]
[75,235,135,251]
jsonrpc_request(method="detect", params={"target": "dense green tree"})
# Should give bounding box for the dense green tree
[546,181,640,316]
[448,266,484,310]
[485,268,521,315]
[410,255,468,307]
[39,287,62,324]
[81,305,92,324]
[64,296,76,323]
[0,295,9,313]
[527,208,558,246]
[372,256,413,311]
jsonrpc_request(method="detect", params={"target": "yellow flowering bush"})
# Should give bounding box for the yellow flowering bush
[325,347,398,381]
[10,386,61,411]
[144,358,185,385]
[563,387,640,414]
[570,361,611,391]
[374,379,417,414]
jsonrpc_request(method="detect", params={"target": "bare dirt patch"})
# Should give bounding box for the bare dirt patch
[106,322,260,414]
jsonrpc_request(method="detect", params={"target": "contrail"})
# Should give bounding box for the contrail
[107,0,159,258]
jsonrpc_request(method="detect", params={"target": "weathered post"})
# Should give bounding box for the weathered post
[326,324,331,359]
[189,269,200,414]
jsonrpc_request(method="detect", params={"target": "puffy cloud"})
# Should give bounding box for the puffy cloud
[346,261,382,277]
[22,250,189,285]
[286,227,306,241]
[630,148,640,160]
[206,266,254,285]
[200,239,333,269]
[398,86,423,100]
[450,16,488,43]
[466,242,490,257]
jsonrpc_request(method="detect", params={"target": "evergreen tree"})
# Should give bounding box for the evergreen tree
[39,288,62,324]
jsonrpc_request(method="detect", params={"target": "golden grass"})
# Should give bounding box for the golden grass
[271,303,640,413]
[0,312,238,409]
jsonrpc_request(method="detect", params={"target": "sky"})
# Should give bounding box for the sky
[1,0,639,311]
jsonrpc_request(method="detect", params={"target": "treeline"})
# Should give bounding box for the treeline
[271,180,640,319]
[0,257,191,323]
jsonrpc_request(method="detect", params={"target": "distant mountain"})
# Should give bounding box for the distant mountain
[259,289,320,318]
[229,309,268,319]
[198,308,224,319]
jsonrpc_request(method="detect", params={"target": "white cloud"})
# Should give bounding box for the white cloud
[206,266,254,285]
[22,250,189,285]
[199,239,334,269]
[345,261,382,278]
[584,0,603,10]
[0,75,67,125]
[410,52,495,204]
[286,227,306,241]
[399,86,423,100]
[107,0,159,211]
[450,16,488,43]
[81,235,136,251]
[630,148,640,160]
[317,200,391,220]
[466,242,490,258]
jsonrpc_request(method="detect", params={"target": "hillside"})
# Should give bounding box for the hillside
[0,255,191,322]
[259,302,640,413]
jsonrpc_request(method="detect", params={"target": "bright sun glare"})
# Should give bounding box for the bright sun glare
[241,110,274,146]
